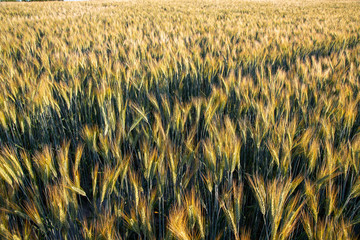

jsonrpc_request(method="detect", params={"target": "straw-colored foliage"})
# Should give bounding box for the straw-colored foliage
[0,0,359,239]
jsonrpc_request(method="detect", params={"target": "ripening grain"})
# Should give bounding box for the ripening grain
[0,0,359,239]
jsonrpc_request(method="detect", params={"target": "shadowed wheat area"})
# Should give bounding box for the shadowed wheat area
[0,0,359,239]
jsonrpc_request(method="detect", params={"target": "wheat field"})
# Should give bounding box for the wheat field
[0,0,359,239]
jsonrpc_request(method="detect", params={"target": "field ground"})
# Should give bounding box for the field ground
[0,0,360,239]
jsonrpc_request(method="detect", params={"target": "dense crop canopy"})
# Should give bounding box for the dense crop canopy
[0,0,359,239]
